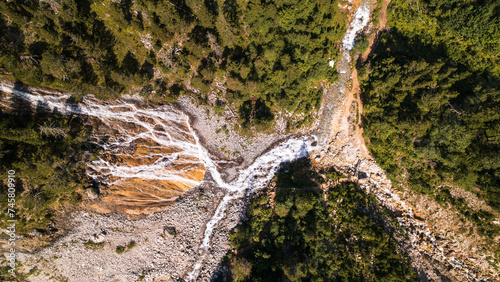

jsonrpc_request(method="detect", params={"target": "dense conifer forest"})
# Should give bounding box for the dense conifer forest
[360,0,500,250]
[225,159,417,281]
[0,0,347,129]
[0,105,95,233]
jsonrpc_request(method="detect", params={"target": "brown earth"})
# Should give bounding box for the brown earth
[332,0,500,279]
[361,0,391,63]
[87,114,207,217]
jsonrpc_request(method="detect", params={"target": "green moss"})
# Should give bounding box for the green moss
[126,240,136,249]
[116,240,137,254]
[115,245,126,254]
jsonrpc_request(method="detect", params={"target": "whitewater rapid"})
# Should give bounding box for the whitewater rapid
[186,135,319,280]
[342,1,371,54]
[0,82,320,280]
[0,83,205,192]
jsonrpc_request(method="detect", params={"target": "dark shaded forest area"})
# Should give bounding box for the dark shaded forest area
[225,159,417,281]
[0,100,95,233]
[0,0,348,130]
[360,0,500,250]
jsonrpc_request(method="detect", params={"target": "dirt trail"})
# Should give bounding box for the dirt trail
[361,0,391,62]
[317,0,500,279]
[379,0,391,28]
[348,0,392,157]
[349,68,370,157]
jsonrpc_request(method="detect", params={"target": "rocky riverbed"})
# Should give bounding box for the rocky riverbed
[16,179,244,281]
[3,0,499,280]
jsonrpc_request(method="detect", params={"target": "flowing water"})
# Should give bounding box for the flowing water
[0,82,320,278]
[316,1,484,279]
[0,84,207,213]
[186,136,319,280]
[0,0,372,279]
[0,1,483,279]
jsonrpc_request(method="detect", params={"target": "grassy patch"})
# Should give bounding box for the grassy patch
[84,241,104,250]
[115,240,136,254]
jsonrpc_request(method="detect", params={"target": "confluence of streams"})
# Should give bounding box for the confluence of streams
[0,82,319,280]
[0,0,483,279]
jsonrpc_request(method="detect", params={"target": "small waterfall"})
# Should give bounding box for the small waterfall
[186,137,319,280]
[0,83,206,211]
[0,82,320,280]
[342,1,371,56]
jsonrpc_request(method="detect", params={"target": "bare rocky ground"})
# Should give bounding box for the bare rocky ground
[176,95,318,182]
[16,176,247,281]
[177,95,284,182]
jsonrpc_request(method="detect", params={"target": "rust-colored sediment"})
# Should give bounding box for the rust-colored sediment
[88,115,207,216]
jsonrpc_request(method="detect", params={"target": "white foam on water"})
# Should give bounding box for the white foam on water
[186,136,319,280]
[0,83,204,188]
[342,3,371,51]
